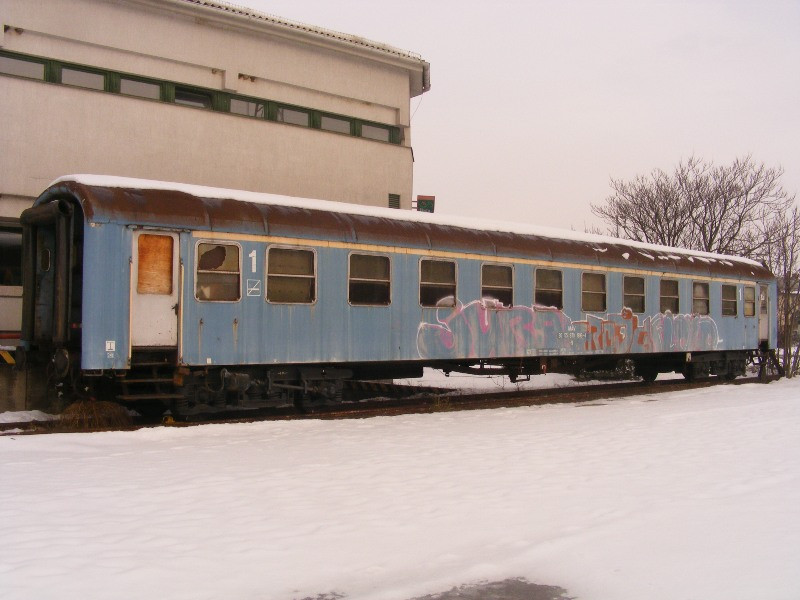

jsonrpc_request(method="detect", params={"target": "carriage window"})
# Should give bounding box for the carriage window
[196,243,240,301]
[722,284,737,316]
[660,279,679,313]
[0,229,23,286]
[582,273,606,312]
[692,281,709,315]
[420,259,456,307]
[137,234,173,295]
[349,254,390,305]
[482,264,513,306]
[623,276,645,313]
[744,286,756,317]
[267,247,315,303]
[535,269,562,309]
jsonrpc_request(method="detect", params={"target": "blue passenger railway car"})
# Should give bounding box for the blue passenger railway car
[17,175,779,415]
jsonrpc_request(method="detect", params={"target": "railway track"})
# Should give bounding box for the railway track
[1,373,781,434]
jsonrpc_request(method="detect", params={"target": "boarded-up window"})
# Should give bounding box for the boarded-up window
[624,276,645,313]
[693,281,709,315]
[482,264,513,306]
[744,286,756,317]
[196,243,240,301]
[349,254,390,305]
[660,279,679,313]
[420,259,456,307]
[267,247,315,303]
[137,234,173,295]
[535,269,563,309]
[722,284,737,316]
[582,272,606,312]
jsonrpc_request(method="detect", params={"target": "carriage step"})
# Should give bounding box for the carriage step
[122,377,175,384]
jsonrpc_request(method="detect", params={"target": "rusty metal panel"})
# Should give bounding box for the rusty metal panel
[31,179,775,282]
[136,234,173,295]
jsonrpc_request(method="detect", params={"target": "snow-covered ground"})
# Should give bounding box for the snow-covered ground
[2,376,799,600]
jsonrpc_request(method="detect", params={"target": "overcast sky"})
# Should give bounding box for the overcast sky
[235,0,799,231]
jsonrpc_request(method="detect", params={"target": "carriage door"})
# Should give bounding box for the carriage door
[131,231,179,346]
[758,284,769,343]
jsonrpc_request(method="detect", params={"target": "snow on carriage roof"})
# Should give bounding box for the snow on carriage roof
[52,174,764,268]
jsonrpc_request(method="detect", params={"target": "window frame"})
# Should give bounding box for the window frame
[0,49,402,144]
[581,271,607,313]
[228,94,267,119]
[481,263,514,307]
[660,278,680,313]
[194,240,242,303]
[0,51,47,80]
[419,258,457,308]
[623,275,646,314]
[57,63,109,91]
[348,252,391,306]
[534,268,563,309]
[744,286,756,317]
[692,281,710,315]
[117,74,163,100]
[721,284,738,317]
[265,245,317,305]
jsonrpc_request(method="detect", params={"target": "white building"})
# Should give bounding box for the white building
[0,0,431,336]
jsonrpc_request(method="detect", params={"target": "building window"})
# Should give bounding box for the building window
[61,67,105,90]
[744,286,756,317]
[230,97,265,118]
[175,87,213,109]
[388,194,401,209]
[196,243,240,301]
[692,281,710,315]
[420,259,456,307]
[482,264,513,306]
[0,50,402,144]
[722,284,737,316]
[361,123,391,142]
[624,276,645,313]
[534,268,562,309]
[582,272,606,312]
[137,234,173,295]
[0,54,45,80]
[320,114,352,134]
[660,279,680,313]
[349,253,390,305]
[120,77,161,100]
[267,247,315,303]
[276,106,310,126]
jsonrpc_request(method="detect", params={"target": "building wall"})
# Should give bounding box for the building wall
[0,0,428,207]
[0,0,429,336]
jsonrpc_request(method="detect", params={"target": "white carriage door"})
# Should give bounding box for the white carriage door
[758,284,769,342]
[131,231,179,346]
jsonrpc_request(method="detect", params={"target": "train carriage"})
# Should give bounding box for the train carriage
[17,175,779,414]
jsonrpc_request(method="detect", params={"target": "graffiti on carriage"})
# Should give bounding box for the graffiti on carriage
[416,300,720,359]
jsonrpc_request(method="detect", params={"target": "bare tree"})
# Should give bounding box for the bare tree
[592,156,794,261]
[593,156,799,375]
[763,207,800,376]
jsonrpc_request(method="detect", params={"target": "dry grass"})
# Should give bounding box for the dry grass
[59,399,133,430]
